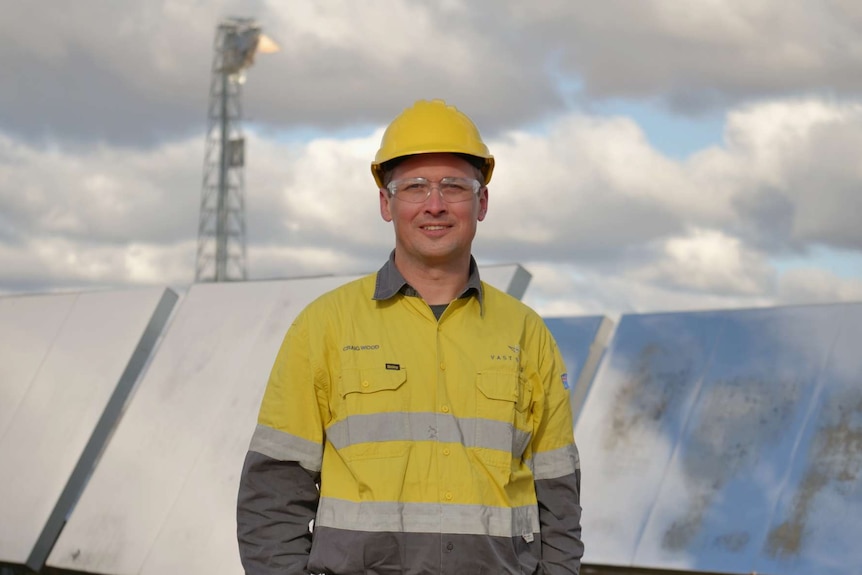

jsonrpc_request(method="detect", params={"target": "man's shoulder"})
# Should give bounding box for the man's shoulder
[479,280,555,346]
[298,272,376,317]
[481,280,541,318]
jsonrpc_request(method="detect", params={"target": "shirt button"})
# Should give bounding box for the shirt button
[444,492,453,501]
[441,405,450,413]
[439,362,446,370]
[361,381,369,388]
[442,448,451,456]
[446,542,454,552]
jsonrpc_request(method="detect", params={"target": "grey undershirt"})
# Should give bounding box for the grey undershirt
[429,303,448,320]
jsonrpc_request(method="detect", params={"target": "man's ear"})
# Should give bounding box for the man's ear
[380,189,393,222]
[477,187,488,222]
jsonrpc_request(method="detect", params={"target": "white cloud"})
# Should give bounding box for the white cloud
[722,99,850,186]
[629,228,775,295]
[4,94,862,315]
[687,99,862,251]
[0,236,195,294]
[521,263,776,319]
[0,133,202,244]
[481,114,690,258]
[278,132,385,245]
[249,244,373,282]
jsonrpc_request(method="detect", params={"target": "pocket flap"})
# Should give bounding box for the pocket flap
[342,367,407,396]
[476,371,519,402]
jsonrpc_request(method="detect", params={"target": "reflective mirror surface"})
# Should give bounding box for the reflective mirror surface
[576,303,862,575]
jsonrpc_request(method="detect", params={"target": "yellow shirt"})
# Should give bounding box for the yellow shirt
[244,262,582,574]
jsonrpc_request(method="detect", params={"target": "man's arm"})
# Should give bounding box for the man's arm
[532,325,584,574]
[237,452,320,574]
[236,313,328,575]
[535,450,583,574]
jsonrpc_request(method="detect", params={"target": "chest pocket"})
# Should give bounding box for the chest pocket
[475,371,532,468]
[337,367,410,461]
[477,372,519,419]
[341,367,408,416]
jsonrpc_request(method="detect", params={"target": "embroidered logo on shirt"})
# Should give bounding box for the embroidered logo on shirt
[385,363,400,371]
[561,373,570,390]
[491,345,521,362]
[342,344,380,351]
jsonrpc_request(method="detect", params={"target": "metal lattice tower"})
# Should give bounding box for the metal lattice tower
[195,18,269,282]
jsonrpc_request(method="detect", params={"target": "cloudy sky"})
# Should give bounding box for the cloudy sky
[2,0,861,317]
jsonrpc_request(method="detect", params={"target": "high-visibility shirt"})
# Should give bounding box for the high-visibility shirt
[238,257,583,574]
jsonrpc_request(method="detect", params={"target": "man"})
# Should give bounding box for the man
[237,99,583,574]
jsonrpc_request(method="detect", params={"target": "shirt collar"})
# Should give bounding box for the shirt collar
[373,250,484,308]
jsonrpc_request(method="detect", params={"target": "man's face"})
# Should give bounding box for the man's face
[379,153,488,270]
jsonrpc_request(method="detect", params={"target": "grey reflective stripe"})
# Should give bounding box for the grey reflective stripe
[512,423,531,459]
[326,411,531,456]
[248,423,323,473]
[316,497,540,538]
[531,443,579,480]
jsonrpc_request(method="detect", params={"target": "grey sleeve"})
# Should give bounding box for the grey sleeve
[237,450,321,575]
[536,468,584,575]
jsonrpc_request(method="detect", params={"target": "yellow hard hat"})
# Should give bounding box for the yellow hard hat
[371,99,495,188]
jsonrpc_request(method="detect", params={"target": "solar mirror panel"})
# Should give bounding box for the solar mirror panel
[576,303,862,575]
[756,307,862,575]
[0,288,177,568]
[543,316,614,424]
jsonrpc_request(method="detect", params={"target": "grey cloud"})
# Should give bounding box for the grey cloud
[726,102,862,253]
[777,268,862,305]
[504,0,862,113]
[0,0,559,146]
[0,256,62,294]
[476,196,682,267]
[0,0,270,145]
[11,0,862,148]
[783,118,862,251]
[248,245,381,283]
[1,42,205,147]
[0,136,201,246]
[730,187,798,252]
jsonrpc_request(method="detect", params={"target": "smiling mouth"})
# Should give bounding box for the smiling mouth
[421,225,449,231]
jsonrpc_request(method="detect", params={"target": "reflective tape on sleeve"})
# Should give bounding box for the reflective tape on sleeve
[249,423,323,473]
[531,443,579,480]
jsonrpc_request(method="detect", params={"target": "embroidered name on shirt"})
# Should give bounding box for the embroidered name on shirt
[385,363,400,370]
[342,344,380,351]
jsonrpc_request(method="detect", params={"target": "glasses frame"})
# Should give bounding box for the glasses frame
[386,177,483,204]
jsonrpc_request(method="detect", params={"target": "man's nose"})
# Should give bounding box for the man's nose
[423,185,448,212]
